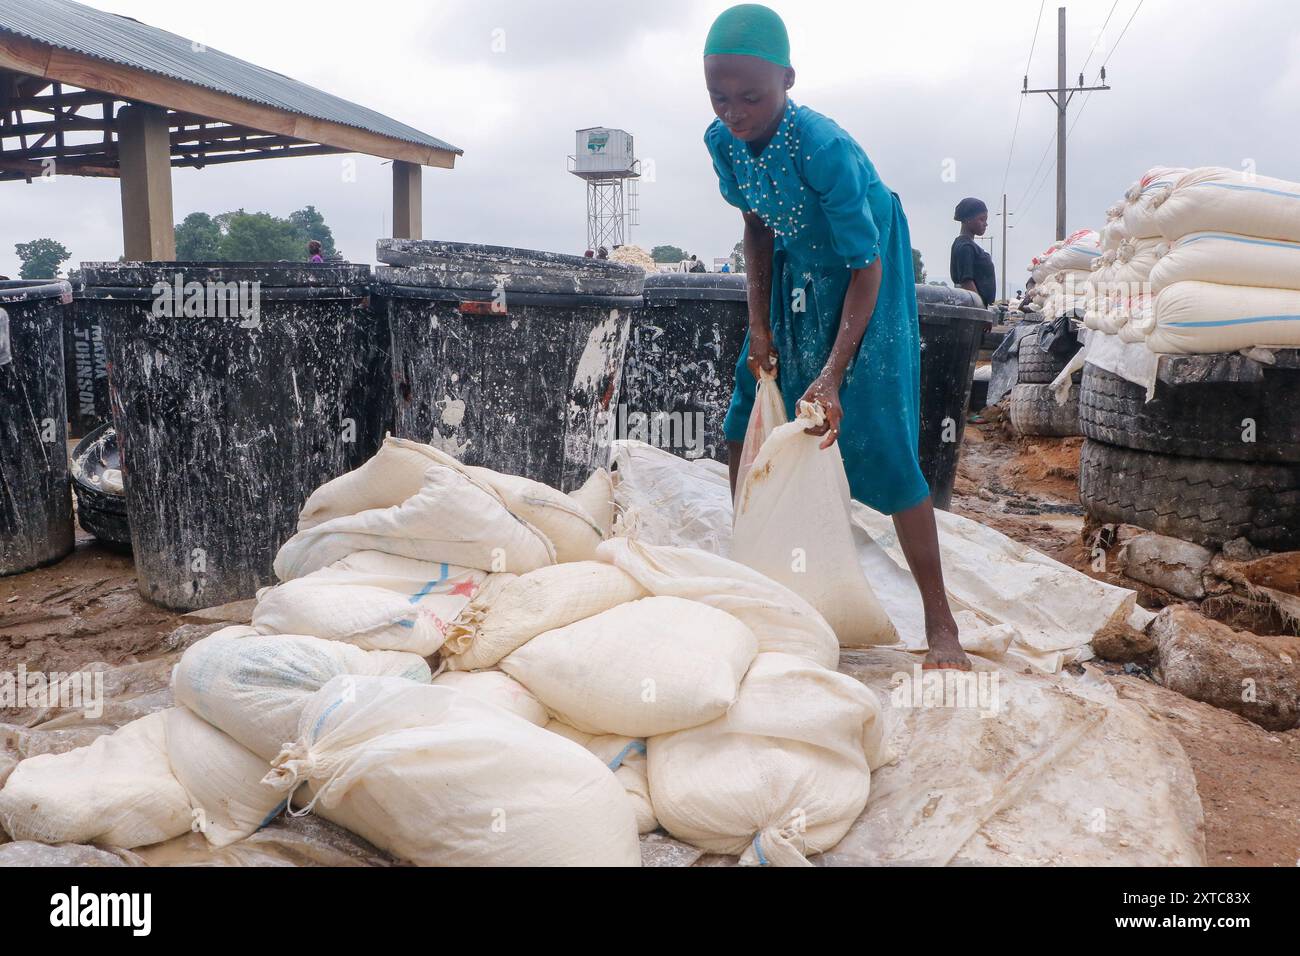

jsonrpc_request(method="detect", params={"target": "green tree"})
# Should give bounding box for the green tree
[911,248,926,284]
[216,211,302,261]
[174,212,222,260]
[732,240,745,273]
[651,244,687,263]
[15,238,71,279]
[288,205,339,259]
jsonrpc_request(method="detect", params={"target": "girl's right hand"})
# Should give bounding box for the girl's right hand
[747,332,778,380]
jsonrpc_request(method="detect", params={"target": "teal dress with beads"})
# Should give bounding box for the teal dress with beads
[706,98,929,515]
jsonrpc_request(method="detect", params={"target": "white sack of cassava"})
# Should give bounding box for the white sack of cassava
[545,720,657,834]
[273,437,555,581]
[463,465,607,562]
[647,652,891,866]
[1148,280,1300,353]
[499,595,758,737]
[442,561,647,671]
[730,373,898,647]
[265,676,641,866]
[253,551,485,656]
[0,711,191,849]
[1123,167,1188,239]
[172,627,431,760]
[595,536,840,668]
[1153,166,1300,244]
[1150,231,1300,294]
[431,669,548,727]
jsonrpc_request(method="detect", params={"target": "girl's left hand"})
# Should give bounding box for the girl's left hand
[798,372,844,450]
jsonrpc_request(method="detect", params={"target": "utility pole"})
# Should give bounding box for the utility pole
[1023,6,1111,241]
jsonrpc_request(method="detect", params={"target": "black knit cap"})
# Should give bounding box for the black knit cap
[954,197,988,221]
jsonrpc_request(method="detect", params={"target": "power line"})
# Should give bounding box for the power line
[1017,0,1145,222]
[1080,0,1121,77]
[1101,0,1146,72]
[1000,1,1048,197]
[1013,124,1057,218]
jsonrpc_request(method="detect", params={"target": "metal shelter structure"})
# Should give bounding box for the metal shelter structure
[0,0,462,259]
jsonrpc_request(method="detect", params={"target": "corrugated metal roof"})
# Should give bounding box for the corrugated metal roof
[0,0,462,156]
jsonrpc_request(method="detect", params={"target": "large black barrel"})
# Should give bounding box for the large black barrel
[916,284,993,510]
[375,239,645,491]
[89,262,378,610]
[0,279,75,575]
[630,273,748,463]
[63,290,112,438]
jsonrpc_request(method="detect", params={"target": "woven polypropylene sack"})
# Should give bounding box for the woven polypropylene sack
[443,561,648,671]
[265,676,641,866]
[500,595,758,737]
[647,652,889,866]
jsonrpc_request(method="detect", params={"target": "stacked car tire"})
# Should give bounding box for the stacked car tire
[1078,362,1300,550]
[1007,328,1082,437]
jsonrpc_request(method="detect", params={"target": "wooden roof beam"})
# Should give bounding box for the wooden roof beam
[0,33,455,168]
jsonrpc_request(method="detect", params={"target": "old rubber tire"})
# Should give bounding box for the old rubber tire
[1017,332,1072,384]
[1080,363,1300,464]
[1079,439,1300,550]
[1008,383,1080,437]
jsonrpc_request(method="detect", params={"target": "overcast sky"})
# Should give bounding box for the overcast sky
[3,0,1298,290]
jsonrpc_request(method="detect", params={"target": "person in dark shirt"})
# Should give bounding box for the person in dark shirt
[950,197,996,306]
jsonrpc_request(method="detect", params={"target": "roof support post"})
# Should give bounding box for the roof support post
[117,103,176,260]
[392,159,422,239]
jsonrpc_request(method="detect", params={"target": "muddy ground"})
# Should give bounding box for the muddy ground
[2,420,1298,866]
[951,412,1300,867]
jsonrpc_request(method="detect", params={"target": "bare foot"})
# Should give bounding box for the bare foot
[922,615,971,671]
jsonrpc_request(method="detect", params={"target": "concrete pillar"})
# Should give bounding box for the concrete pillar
[118,104,176,261]
[392,160,422,239]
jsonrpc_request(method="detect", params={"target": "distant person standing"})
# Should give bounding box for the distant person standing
[949,198,996,306]
[720,261,731,273]
[307,239,325,263]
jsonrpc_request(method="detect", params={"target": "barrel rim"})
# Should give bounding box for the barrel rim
[376,238,643,277]
[643,272,748,303]
[78,261,372,289]
[79,285,367,302]
[374,283,643,310]
[0,278,73,304]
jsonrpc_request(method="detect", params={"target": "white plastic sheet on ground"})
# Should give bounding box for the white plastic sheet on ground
[825,651,1203,865]
[612,439,1140,673]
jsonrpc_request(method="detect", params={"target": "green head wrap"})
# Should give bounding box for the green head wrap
[704,4,791,68]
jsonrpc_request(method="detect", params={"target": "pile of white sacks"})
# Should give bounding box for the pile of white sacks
[1024,229,1102,317]
[0,419,897,867]
[1085,166,1300,353]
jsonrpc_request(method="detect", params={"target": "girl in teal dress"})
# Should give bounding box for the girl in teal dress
[704,3,968,669]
